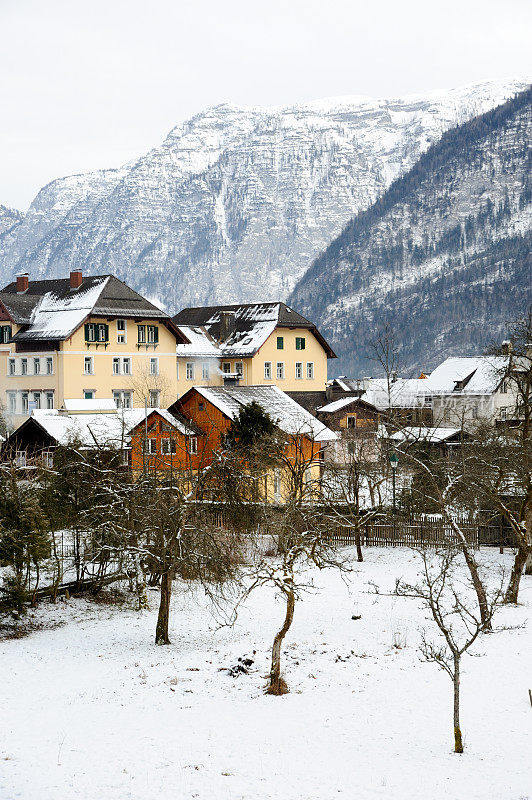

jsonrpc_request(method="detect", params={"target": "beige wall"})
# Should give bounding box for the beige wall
[175,327,328,397]
[1,317,180,429]
[248,327,328,391]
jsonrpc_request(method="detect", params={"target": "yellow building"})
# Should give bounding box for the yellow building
[0,271,187,429]
[173,302,336,397]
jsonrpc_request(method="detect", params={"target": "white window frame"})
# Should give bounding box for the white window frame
[112,357,121,375]
[46,357,53,375]
[8,358,15,375]
[15,451,27,468]
[147,438,157,455]
[189,436,198,455]
[33,391,41,409]
[21,358,28,375]
[117,319,127,343]
[186,362,194,380]
[7,392,16,414]
[161,438,177,455]
[84,390,95,400]
[222,362,231,374]
[264,361,272,380]
[276,362,284,380]
[295,362,303,379]
[202,362,210,380]
[45,392,54,409]
[84,356,94,375]
[147,325,158,344]
[235,362,243,377]
[150,357,159,376]
[306,362,314,380]
[21,392,28,414]
[122,357,132,376]
[33,357,40,375]
[149,390,160,407]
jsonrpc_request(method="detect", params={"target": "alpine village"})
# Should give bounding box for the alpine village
[0,18,531,793]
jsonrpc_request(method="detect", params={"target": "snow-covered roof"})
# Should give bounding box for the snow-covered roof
[29,408,151,449]
[424,357,508,395]
[318,396,368,413]
[175,325,221,358]
[388,426,464,444]
[0,274,178,342]
[13,278,109,341]
[362,378,430,409]
[127,408,198,436]
[173,302,336,358]
[61,398,117,413]
[190,385,337,442]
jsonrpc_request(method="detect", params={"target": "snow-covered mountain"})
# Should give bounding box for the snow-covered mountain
[0,79,528,311]
[290,87,532,375]
[0,205,23,237]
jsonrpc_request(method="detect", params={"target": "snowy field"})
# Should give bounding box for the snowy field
[1,547,531,800]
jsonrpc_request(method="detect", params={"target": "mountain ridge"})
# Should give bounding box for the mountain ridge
[289,87,532,375]
[0,78,528,314]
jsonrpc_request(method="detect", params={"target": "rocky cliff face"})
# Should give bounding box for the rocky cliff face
[0,79,527,312]
[0,205,24,237]
[290,88,532,376]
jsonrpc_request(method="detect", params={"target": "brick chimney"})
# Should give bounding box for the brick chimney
[16,273,29,293]
[218,310,236,342]
[70,270,83,289]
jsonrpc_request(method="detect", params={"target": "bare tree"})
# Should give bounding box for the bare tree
[395,430,494,631]
[322,428,387,561]
[394,547,502,753]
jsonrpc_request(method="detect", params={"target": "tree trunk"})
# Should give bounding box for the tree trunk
[460,543,491,631]
[134,552,149,610]
[354,527,364,562]
[155,570,172,645]
[524,510,532,575]
[267,588,295,695]
[504,544,528,604]
[453,655,463,753]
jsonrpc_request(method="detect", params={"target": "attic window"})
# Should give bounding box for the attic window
[0,325,12,343]
[276,336,284,350]
[295,337,305,350]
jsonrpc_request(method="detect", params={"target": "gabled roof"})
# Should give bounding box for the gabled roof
[6,408,151,450]
[173,302,336,358]
[128,408,203,437]
[362,378,431,410]
[179,385,337,442]
[424,357,508,395]
[318,396,379,414]
[0,275,186,343]
[388,426,467,444]
[175,325,221,358]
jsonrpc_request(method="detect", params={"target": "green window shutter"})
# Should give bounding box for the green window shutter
[296,337,305,350]
[7,326,11,341]
[277,336,284,350]
[153,326,159,343]
[84,323,90,341]
[104,323,109,342]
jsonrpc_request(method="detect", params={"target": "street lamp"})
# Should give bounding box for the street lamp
[389,452,399,521]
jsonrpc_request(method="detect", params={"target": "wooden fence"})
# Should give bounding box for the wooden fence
[322,520,480,549]
[188,503,507,550]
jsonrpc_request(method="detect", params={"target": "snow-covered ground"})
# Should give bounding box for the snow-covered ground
[1,548,530,800]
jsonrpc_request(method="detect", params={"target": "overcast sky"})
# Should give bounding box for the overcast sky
[1,0,530,210]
